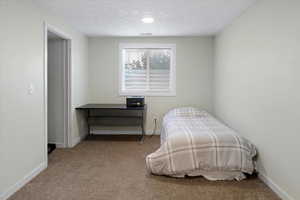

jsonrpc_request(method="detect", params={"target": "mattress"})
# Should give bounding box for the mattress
[146,107,257,181]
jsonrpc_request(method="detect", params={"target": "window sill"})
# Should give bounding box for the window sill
[119,92,176,97]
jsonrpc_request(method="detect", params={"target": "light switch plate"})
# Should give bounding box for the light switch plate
[28,84,34,95]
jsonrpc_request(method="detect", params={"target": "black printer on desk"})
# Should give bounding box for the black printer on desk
[126,96,145,107]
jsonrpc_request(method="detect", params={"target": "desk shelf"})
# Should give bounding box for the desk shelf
[76,104,146,141]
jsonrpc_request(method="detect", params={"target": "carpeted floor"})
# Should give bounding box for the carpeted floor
[9,136,280,200]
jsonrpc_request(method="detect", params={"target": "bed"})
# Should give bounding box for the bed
[146,107,257,181]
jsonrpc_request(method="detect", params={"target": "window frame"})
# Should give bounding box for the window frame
[119,43,176,97]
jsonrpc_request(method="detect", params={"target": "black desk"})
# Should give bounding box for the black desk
[76,104,146,141]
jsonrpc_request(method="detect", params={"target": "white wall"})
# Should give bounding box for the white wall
[47,39,65,145]
[88,37,214,133]
[214,0,300,199]
[0,0,88,199]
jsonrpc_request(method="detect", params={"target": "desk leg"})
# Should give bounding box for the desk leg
[140,124,145,143]
[87,109,90,137]
[140,118,145,143]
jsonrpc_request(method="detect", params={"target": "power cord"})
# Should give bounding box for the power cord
[141,118,157,144]
[149,118,158,138]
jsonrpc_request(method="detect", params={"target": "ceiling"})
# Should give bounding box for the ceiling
[34,0,256,37]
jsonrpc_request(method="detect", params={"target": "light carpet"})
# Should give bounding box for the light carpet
[9,136,280,200]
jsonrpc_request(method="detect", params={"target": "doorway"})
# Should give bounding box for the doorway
[44,24,71,158]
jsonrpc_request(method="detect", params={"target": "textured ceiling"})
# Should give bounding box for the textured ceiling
[34,0,256,36]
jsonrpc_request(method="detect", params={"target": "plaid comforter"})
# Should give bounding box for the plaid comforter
[146,107,256,180]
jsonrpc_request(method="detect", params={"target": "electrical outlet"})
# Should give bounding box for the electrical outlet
[152,114,158,121]
[28,84,34,95]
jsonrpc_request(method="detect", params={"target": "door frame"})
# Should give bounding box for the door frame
[43,22,72,164]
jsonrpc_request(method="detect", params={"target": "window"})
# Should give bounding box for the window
[119,43,176,96]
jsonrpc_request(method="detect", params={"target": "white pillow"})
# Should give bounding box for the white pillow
[167,107,207,118]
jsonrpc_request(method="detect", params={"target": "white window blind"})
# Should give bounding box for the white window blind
[119,44,176,96]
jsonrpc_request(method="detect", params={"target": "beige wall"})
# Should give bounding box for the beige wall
[3,0,299,199]
[88,37,214,133]
[214,0,300,199]
[0,0,88,198]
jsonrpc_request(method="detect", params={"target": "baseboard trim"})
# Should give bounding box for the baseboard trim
[72,130,159,147]
[90,128,161,136]
[71,136,82,147]
[55,143,66,148]
[91,130,141,135]
[146,129,161,135]
[258,173,295,200]
[48,142,65,148]
[0,162,47,200]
